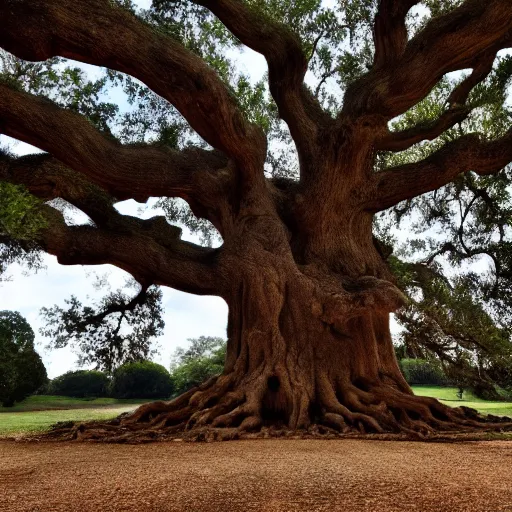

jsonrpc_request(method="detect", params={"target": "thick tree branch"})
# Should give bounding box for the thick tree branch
[0,151,203,250]
[194,0,330,169]
[368,131,512,211]
[377,107,472,152]
[0,152,119,225]
[36,206,222,296]
[446,53,497,107]
[373,1,420,68]
[0,0,266,170]
[0,84,231,206]
[344,0,512,119]
[377,53,496,152]
[0,152,225,295]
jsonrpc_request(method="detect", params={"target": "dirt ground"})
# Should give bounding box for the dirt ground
[0,439,511,512]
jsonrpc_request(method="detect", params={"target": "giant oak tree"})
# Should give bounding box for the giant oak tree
[1,0,512,439]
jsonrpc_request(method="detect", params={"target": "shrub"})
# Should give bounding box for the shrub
[49,370,109,398]
[110,361,173,399]
[399,358,449,386]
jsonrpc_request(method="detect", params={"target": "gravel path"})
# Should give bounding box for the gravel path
[0,439,511,511]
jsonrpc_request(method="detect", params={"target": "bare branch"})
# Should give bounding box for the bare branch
[79,285,151,325]
[308,31,326,62]
[377,52,497,152]
[344,0,512,119]
[368,130,512,211]
[314,68,338,98]
[0,84,230,206]
[0,0,266,169]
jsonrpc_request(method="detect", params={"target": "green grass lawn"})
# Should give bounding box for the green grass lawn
[0,389,511,437]
[1,395,154,412]
[0,396,156,436]
[412,386,512,418]
[0,406,141,436]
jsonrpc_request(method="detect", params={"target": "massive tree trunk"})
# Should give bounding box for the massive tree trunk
[64,207,511,442]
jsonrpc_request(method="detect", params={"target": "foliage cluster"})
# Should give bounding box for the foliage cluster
[110,360,173,399]
[41,284,165,374]
[169,336,226,396]
[0,311,47,407]
[49,370,110,398]
[399,358,449,387]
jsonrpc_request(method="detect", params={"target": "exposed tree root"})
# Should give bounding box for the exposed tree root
[29,372,512,444]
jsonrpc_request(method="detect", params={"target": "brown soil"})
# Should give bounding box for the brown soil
[1,440,511,512]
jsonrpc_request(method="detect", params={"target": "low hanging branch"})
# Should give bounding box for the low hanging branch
[1,149,232,301]
[36,206,223,296]
[0,151,226,295]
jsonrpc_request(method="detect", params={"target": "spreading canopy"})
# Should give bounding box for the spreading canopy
[1,0,512,408]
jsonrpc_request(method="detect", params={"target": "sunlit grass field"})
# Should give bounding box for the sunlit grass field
[0,396,154,436]
[3,395,153,412]
[412,386,512,418]
[0,389,510,437]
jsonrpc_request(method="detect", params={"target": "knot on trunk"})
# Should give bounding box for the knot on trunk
[312,276,406,328]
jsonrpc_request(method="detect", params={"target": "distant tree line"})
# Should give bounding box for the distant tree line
[35,337,227,401]
[2,309,510,407]
[40,361,174,400]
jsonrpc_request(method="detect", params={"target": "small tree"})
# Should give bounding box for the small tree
[110,361,173,399]
[41,285,165,374]
[170,337,226,396]
[0,311,47,407]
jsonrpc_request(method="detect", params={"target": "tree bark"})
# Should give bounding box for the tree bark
[58,216,512,442]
